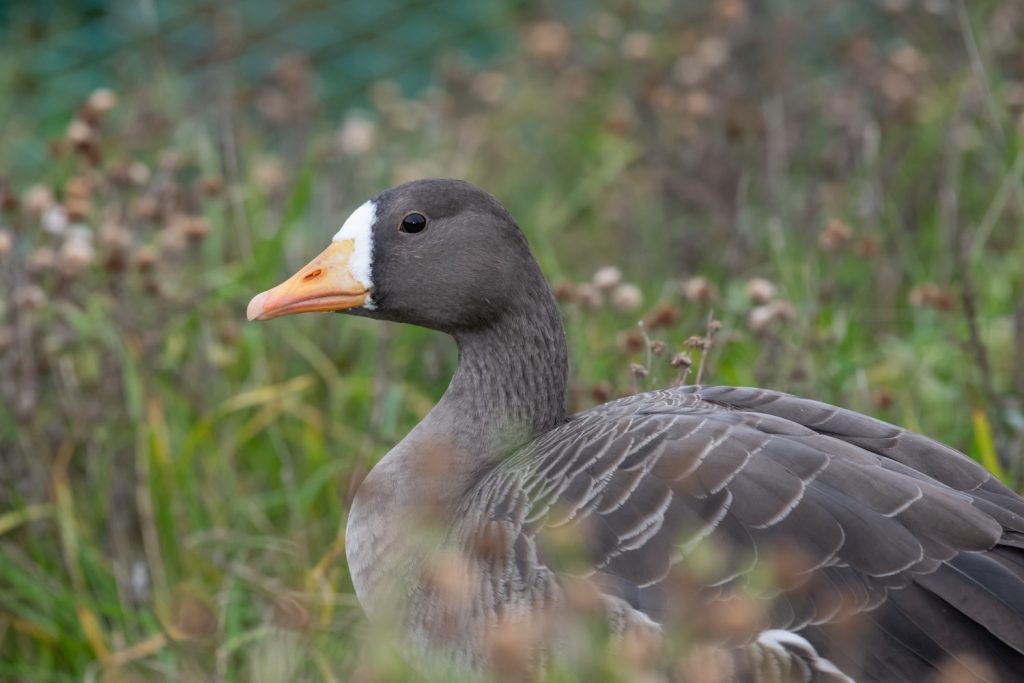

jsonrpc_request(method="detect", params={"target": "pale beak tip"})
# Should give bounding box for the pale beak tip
[247,291,269,321]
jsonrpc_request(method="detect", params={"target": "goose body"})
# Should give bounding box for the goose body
[248,179,1024,681]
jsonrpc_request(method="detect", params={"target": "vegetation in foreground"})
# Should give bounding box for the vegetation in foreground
[2,1,1023,680]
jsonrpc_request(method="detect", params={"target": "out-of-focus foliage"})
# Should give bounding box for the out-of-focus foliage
[1,0,1023,681]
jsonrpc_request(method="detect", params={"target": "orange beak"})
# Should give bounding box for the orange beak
[247,240,368,321]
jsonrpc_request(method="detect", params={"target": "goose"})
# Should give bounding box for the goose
[247,178,1024,682]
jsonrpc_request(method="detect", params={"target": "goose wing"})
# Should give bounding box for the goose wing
[461,386,1024,681]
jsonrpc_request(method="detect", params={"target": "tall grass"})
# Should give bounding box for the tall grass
[2,1,1023,680]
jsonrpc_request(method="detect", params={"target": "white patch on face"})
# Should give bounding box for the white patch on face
[333,200,377,309]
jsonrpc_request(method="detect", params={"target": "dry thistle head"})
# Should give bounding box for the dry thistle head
[197,177,224,197]
[611,283,643,312]
[85,88,117,117]
[590,381,612,403]
[855,235,881,258]
[649,339,666,356]
[644,303,680,330]
[819,217,853,252]
[134,244,157,272]
[670,352,693,369]
[553,280,578,303]
[617,330,646,353]
[681,276,717,303]
[592,265,623,291]
[909,282,955,311]
[745,277,777,305]
[748,301,796,332]
[523,20,571,64]
[337,114,378,157]
[472,70,509,105]
[59,230,95,278]
[575,282,604,311]
[485,617,538,682]
[13,285,47,311]
[27,246,56,274]
[620,31,653,61]
[23,185,54,216]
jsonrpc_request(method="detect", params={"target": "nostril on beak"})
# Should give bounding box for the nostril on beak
[303,268,323,282]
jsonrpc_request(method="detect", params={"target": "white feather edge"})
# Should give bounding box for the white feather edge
[332,199,377,309]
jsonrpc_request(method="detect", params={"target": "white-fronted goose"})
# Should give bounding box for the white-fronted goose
[247,179,1024,682]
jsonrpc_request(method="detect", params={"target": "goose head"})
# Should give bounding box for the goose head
[247,178,545,333]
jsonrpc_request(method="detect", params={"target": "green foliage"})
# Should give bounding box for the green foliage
[1,1,1023,681]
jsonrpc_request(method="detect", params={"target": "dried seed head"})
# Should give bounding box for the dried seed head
[748,305,775,332]
[553,280,578,303]
[748,300,796,332]
[909,283,955,311]
[337,113,378,157]
[681,276,717,302]
[134,244,157,272]
[253,158,286,194]
[42,205,69,235]
[27,246,56,274]
[64,176,91,201]
[65,197,91,222]
[590,381,612,403]
[197,177,224,197]
[630,362,649,379]
[86,88,118,115]
[24,185,54,216]
[643,303,680,330]
[855,235,880,258]
[127,161,151,187]
[13,285,47,310]
[589,12,622,39]
[649,339,666,356]
[819,218,853,252]
[932,653,997,683]
[132,196,161,222]
[621,31,653,61]
[576,282,604,311]
[715,0,748,21]
[424,551,474,608]
[179,215,210,242]
[472,70,509,105]
[612,283,643,312]
[99,221,133,252]
[523,21,571,64]
[703,589,765,641]
[745,277,777,305]
[592,265,623,290]
[1,181,17,212]
[486,617,536,680]
[617,330,645,353]
[670,352,692,369]
[66,119,94,146]
[59,234,95,277]
[675,644,734,683]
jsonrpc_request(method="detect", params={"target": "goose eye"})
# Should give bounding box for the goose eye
[399,213,427,234]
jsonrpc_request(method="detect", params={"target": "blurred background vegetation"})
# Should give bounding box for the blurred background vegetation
[1,0,1023,680]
